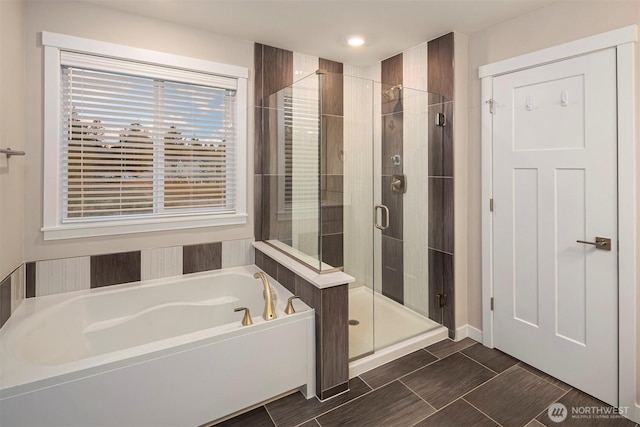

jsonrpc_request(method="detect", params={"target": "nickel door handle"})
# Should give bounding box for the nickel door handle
[576,237,612,251]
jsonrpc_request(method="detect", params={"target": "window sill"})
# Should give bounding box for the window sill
[42,213,248,240]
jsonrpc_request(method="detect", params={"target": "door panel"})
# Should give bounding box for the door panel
[492,48,618,405]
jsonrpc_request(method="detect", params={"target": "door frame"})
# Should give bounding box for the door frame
[480,25,638,420]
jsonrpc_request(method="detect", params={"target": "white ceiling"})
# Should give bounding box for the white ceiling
[85,0,560,66]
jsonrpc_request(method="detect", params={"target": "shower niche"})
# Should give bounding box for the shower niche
[259,68,453,362]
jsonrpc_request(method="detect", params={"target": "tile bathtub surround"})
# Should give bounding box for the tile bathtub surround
[220,339,632,427]
[255,246,350,400]
[183,242,222,274]
[91,251,141,288]
[36,256,90,296]
[0,275,11,328]
[9,264,25,314]
[141,246,182,281]
[23,238,255,298]
[0,264,26,329]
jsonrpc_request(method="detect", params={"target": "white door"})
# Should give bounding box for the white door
[492,48,618,405]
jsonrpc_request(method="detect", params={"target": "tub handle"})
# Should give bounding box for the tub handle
[234,307,254,326]
[285,296,301,315]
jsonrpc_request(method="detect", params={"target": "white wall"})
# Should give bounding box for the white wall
[0,0,26,280]
[23,1,255,262]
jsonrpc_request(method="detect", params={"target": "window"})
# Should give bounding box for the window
[42,33,248,239]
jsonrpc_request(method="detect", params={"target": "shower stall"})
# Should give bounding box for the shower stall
[260,70,452,362]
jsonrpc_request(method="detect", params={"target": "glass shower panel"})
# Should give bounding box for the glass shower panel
[260,71,449,361]
[261,73,323,270]
[341,74,375,360]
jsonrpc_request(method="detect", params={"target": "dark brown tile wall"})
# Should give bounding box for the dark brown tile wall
[254,43,294,243]
[319,58,344,269]
[381,53,403,115]
[319,58,343,116]
[0,275,11,329]
[428,33,455,336]
[427,33,454,101]
[381,54,404,305]
[256,247,349,400]
[381,236,403,304]
[90,251,141,288]
[321,284,348,394]
[25,262,35,298]
[182,242,222,274]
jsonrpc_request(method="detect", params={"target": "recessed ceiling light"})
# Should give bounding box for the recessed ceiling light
[347,36,365,47]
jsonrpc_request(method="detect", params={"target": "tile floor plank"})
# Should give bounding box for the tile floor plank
[414,399,498,426]
[424,338,476,359]
[461,343,519,373]
[266,377,371,427]
[360,350,438,389]
[316,381,434,427]
[465,365,566,427]
[402,352,496,409]
[518,362,572,392]
[215,406,274,427]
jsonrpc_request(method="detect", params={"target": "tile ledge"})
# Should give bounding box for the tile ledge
[253,242,354,289]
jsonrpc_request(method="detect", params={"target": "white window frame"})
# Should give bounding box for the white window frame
[41,32,248,240]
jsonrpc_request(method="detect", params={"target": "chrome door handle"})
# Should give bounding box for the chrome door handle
[374,204,390,230]
[576,237,611,251]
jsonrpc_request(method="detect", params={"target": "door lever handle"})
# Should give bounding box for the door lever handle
[576,237,612,251]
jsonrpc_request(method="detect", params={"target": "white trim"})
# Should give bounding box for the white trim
[42,32,248,79]
[481,76,494,349]
[454,324,483,343]
[42,213,248,240]
[43,46,61,231]
[478,25,638,78]
[40,32,249,240]
[480,26,638,422]
[616,41,638,422]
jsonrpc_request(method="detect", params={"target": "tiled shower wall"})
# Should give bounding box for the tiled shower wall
[0,238,254,326]
[427,33,455,337]
[255,44,345,269]
[376,33,456,335]
[380,53,405,305]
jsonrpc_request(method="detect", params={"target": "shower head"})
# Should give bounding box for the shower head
[382,85,402,101]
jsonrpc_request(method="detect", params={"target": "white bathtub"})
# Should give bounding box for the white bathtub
[0,265,315,427]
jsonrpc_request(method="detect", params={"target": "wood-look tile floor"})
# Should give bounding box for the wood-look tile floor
[216,339,638,427]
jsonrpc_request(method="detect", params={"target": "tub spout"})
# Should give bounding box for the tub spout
[254,272,277,320]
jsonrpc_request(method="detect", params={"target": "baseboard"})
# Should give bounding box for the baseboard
[455,324,483,343]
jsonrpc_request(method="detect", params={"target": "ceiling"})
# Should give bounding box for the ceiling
[84,0,560,66]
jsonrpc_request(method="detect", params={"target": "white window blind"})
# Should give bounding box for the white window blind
[60,52,237,221]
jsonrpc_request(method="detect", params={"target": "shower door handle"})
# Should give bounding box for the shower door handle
[374,204,390,230]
